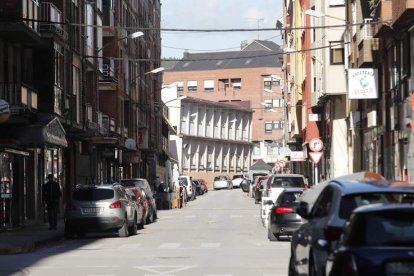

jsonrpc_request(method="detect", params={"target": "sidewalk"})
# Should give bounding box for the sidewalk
[0,221,64,255]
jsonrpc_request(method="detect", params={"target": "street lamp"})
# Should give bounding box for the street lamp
[97,31,144,53]
[304,9,345,22]
[145,67,165,75]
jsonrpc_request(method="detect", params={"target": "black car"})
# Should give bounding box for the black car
[268,188,303,241]
[327,204,414,276]
[240,178,252,193]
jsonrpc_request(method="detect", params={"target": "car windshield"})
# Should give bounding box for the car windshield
[272,177,305,188]
[339,192,414,219]
[120,179,144,189]
[73,188,114,201]
[281,192,302,204]
[214,176,227,181]
[346,210,414,246]
[178,177,188,185]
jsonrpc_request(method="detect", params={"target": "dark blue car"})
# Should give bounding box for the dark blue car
[327,204,414,276]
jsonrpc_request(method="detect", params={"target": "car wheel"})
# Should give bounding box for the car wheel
[146,210,154,224]
[118,217,129,237]
[154,210,158,220]
[128,215,138,236]
[138,219,144,229]
[268,227,278,241]
[288,254,298,276]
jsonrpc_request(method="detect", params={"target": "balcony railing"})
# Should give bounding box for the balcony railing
[0,82,38,113]
[358,18,374,45]
[40,2,68,40]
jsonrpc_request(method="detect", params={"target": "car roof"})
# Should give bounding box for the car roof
[353,204,414,214]
[271,173,305,177]
[329,179,414,195]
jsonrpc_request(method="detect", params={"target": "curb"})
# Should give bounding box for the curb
[0,234,64,255]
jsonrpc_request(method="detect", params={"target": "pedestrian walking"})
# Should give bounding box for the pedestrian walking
[43,174,62,230]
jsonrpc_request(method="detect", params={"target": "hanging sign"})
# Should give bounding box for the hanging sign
[309,138,323,152]
[348,68,378,99]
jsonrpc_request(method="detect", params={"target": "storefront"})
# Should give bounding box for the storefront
[0,116,68,230]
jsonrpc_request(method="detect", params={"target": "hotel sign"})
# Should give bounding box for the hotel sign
[348,68,378,99]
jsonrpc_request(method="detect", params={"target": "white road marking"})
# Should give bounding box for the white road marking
[200,242,221,248]
[159,243,181,248]
[135,265,196,274]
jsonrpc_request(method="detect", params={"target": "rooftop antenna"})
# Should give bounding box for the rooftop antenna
[246,18,264,40]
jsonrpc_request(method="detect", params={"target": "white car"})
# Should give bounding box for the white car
[231,174,244,188]
[213,175,232,190]
[178,176,195,200]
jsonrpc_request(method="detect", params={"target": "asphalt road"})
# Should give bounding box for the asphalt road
[0,188,290,276]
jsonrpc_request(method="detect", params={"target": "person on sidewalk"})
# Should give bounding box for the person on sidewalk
[43,174,62,230]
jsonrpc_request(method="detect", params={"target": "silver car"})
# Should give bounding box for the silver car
[64,184,138,238]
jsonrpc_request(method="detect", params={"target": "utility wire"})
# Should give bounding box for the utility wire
[3,16,390,32]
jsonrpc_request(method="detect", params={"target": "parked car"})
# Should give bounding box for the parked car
[196,179,208,194]
[231,174,244,188]
[178,176,195,200]
[254,175,271,203]
[213,175,233,190]
[125,188,145,229]
[193,179,204,195]
[267,188,304,241]
[240,178,252,193]
[64,184,138,238]
[120,178,157,223]
[288,172,414,276]
[327,204,414,276]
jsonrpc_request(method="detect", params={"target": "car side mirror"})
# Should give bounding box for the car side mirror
[296,201,310,219]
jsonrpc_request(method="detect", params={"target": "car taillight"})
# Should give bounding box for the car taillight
[323,226,342,241]
[275,207,293,214]
[110,201,122,209]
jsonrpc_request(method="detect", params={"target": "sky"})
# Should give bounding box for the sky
[160,0,283,59]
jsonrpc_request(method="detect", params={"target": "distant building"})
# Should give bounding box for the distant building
[163,40,287,170]
[162,84,253,186]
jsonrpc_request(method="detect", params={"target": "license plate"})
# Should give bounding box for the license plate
[83,207,102,213]
[387,262,414,275]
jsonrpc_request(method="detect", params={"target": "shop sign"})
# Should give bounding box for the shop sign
[348,68,378,99]
[290,151,306,161]
[309,114,321,122]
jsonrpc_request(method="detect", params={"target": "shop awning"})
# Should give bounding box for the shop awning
[0,116,68,148]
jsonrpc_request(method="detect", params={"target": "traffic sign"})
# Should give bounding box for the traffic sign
[309,138,323,152]
[309,152,323,164]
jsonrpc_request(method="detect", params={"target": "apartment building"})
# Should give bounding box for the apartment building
[0,0,163,230]
[163,40,285,170]
[162,86,253,186]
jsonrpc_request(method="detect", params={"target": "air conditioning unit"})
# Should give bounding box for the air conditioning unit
[367,110,377,128]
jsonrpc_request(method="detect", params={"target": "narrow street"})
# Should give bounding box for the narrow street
[0,189,290,276]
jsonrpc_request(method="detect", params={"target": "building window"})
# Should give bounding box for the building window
[176,81,184,92]
[330,41,344,65]
[231,78,241,90]
[264,76,280,90]
[219,79,230,91]
[253,142,260,155]
[204,80,214,92]
[265,122,273,133]
[273,121,284,129]
[187,80,197,92]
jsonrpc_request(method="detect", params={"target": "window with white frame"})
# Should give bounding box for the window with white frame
[330,41,344,65]
[264,76,281,90]
[265,122,273,133]
[204,80,214,92]
[253,142,260,155]
[187,80,197,92]
[273,121,284,129]
[176,81,184,91]
[329,0,345,6]
[273,99,285,107]
[231,78,241,90]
